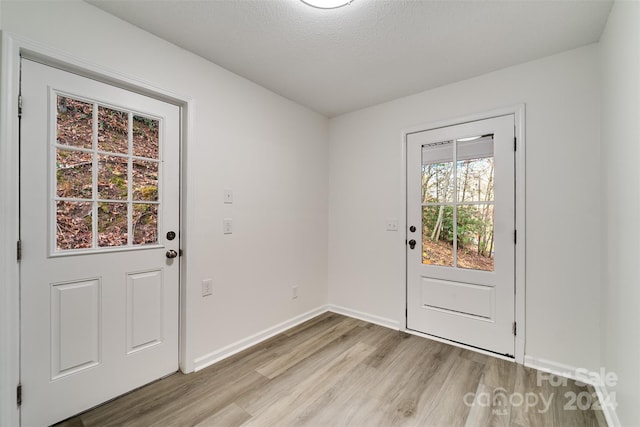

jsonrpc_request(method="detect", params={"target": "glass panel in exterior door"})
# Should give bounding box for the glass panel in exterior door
[56,149,92,199]
[132,115,160,245]
[421,140,454,266]
[422,206,453,266]
[98,202,128,247]
[56,97,93,149]
[56,201,92,250]
[456,137,494,203]
[98,155,128,200]
[420,135,496,271]
[421,140,454,204]
[133,115,159,159]
[133,204,158,245]
[132,160,158,201]
[98,106,128,154]
[456,135,495,272]
[456,204,494,271]
[54,94,161,252]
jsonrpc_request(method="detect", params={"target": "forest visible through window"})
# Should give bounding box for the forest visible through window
[421,137,495,271]
[55,96,160,251]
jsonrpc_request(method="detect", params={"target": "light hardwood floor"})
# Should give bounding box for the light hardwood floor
[56,312,607,427]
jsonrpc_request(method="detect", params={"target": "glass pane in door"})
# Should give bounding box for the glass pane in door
[132,115,159,159]
[56,201,92,250]
[56,149,92,199]
[132,160,159,201]
[97,202,128,247]
[98,106,128,154]
[422,205,453,266]
[54,94,162,253]
[133,204,158,245]
[421,140,455,267]
[456,135,494,203]
[421,135,497,271]
[422,141,454,203]
[456,204,494,271]
[98,155,128,200]
[456,135,495,271]
[56,97,93,149]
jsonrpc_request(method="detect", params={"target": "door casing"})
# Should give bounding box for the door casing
[0,33,195,427]
[401,105,526,364]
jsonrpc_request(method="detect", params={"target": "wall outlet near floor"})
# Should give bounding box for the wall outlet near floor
[202,279,213,297]
[292,285,298,299]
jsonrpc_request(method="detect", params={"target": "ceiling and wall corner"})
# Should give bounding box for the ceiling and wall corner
[86,0,613,117]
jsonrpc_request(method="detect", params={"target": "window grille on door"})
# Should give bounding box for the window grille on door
[54,94,162,253]
[421,134,495,271]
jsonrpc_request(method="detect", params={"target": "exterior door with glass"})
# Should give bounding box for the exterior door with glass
[20,59,180,426]
[406,115,515,356]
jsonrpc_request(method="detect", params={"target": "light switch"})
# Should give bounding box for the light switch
[202,279,213,297]
[223,189,233,204]
[223,218,233,234]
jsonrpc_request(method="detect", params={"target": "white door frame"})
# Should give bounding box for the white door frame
[0,32,196,427]
[400,105,526,364]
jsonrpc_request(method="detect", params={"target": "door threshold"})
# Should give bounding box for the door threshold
[403,327,516,362]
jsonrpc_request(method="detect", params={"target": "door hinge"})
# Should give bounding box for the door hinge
[17,240,22,261]
[512,322,517,336]
[514,230,517,244]
[514,136,517,151]
[17,384,22,406]
[18,95,23,117]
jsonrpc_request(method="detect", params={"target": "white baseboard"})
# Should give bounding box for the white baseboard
[524,355,620,427]
[327,305,401,330]
[193,305,400,372]
[193,305,329,371]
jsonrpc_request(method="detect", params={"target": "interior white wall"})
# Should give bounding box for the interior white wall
[600,1,640,425]
[328,44,602,371]
[0,0,328,369]
[2,0,630,424]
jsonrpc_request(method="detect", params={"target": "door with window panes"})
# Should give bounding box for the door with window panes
[20,59,180,427]
[406,115,515,356]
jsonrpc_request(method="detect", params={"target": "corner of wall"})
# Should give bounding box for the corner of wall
[599,1,640,425]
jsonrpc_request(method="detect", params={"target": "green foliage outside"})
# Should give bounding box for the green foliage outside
[422,157,495,260]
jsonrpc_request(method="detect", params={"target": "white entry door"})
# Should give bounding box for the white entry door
[406,115,515,356]
[20,59,180,426]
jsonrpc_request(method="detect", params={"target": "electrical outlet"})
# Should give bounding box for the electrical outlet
[386,218,399,231]
[202,279,213,297]
[292,285,298,299]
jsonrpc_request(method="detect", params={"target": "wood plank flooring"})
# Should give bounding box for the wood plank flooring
[55,313,607,427]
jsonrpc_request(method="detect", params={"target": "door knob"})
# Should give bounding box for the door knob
[166,249,178,259]
[408,239,416,249]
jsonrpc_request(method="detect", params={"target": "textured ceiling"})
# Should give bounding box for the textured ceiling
[87,0,613,117]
